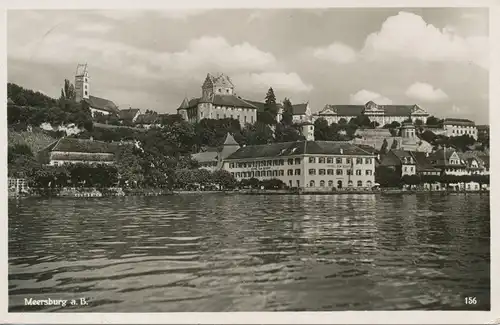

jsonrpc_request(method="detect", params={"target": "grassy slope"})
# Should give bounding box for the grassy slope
[8,128,57,153]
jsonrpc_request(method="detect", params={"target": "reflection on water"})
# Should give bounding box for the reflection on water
[9,193,490,311]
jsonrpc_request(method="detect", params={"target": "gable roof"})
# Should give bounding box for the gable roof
[49,137,118,154]
[191,151,218,163]
[428,148,466,167]
[223,133,239,146]
[225,141,374,160]
[291,103,308,115]
[319,103,423,117]
[118,108,140,121]
[443,118,475,126]
[84,95,119,114]
[411,151,441,172]
[211,95,257,109]
[135,114,159,125]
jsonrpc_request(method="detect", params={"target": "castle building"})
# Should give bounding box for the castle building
[314,101,430,126]
[442,118,478,140]
[74,64,119,117]
[177,73,258,125]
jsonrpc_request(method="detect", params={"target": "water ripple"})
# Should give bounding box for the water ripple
[8,193,490,311]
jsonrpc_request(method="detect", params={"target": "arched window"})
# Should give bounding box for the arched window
[309,180,315,187]
[348,180,353,187]
[367,180,372,188]
[357,180,362,187]
[328,180,333,187]
[337,180,343,189]
[320,180,325,187]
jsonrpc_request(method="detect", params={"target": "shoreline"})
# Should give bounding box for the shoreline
[9,188,489,198]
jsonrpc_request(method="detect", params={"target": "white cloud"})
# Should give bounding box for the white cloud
[233,72,313,93]
[8,34,277,79]
[405,82,449,102]
[360,11,488,69]
[349,89,393,105]
[312,42,357,64]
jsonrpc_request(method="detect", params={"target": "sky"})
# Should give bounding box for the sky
[7,8,489,124]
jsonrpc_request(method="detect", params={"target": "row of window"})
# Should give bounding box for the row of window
[403,166,415,173]
[232,168,374,178]
[451,129,475,135]
[309,157,373,165]
[228,156,372,169]
[229,159,290,169]
[308,168,373,176]
[232,170,289,178]
[308,180,372,188]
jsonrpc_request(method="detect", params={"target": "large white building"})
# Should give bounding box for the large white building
[314,100,430,126]
[211,122,375,190]
[442,118,478,140]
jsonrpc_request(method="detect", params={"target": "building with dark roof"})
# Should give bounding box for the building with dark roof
[315,100,430,127]
[221,124,376,190]
[38,137,124,166]
[74,64,120,116]
[191,133,241,171]
[119,108,141,123]
[177,73,259,125]
[442,118,478,139]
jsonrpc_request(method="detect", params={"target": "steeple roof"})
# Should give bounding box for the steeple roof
[223,132,239,146]
[178,97,190,109]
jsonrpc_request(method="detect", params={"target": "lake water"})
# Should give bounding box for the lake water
[8,193,490,312]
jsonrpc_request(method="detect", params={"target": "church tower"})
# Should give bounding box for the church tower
[74,63,90,103]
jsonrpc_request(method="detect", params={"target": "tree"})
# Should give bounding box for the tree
[375,166,401,188]
[380,138,389,154]
[349,115,371,128]
[275,123,304,143]
[212,170,236,189]
[281,98,293,126]
[426,116,443,127]
[338,118,347,125]
[264,87,278,116]
[60,79,76,101]
[242,121,274,145]
[414,119,423,126]
[314,117,330,140]
[448,135,476,152]
[402,174,421,187]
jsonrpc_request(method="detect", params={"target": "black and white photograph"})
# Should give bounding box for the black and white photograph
[3,2,495,323]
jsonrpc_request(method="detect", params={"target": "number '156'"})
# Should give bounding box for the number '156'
[465,297,477,305]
